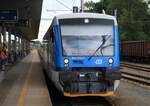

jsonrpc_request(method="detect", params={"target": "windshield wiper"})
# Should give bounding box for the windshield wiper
[88,35,111,60]
[99,43,114,56]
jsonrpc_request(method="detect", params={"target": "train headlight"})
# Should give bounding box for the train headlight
[108,58,114,64]
[64,59,69,64]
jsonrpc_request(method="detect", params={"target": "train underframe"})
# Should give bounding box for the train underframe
[58,68,121,97]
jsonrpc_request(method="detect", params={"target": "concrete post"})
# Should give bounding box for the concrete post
[21,38,24,57]
[20,38,22,57]
[14,35,17,52]
[18,37,21,53]
[28,41,30,53]
[25,40,28,55]
[19,37,22,58]
[24,39,26,56]
[7,27,12,63]
[24,39,27,55]
[1,26,7,70]
[2,27,6,46]
[14,35,17,60]
[0,26,2,45]
[8,28,11,53]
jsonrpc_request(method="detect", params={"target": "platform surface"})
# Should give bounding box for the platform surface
[0,50,52,106]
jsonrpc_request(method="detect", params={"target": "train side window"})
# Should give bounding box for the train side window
[50,28,54,43]
[49,27,55,59]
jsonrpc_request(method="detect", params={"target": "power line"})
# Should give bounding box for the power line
[46,9,72,12]
[72,0,76,6]
[55,0,72,10]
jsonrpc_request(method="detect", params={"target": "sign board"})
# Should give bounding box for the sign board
[0,10,18,21]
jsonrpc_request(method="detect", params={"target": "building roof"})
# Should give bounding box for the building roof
[0,0,43,40]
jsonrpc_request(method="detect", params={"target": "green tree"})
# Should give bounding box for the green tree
[84,1,95,12]
[85,0,150,41]
[84,0,109,13]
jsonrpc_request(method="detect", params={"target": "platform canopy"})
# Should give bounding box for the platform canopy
[0,0,43,40]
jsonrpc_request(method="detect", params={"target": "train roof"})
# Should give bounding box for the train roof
[44,13,117,40]
[53,13,117,25]
[56,13,116,20]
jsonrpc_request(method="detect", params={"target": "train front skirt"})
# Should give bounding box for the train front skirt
[59,69,121,97]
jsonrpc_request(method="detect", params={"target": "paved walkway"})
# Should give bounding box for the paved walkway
[0,50,52,106]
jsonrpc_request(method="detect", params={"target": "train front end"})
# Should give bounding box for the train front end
[53,13,121,97]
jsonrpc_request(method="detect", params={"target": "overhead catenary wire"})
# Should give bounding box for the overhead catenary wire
[46,9,72,12]
[55,0,72,10]
[72,0,76,7]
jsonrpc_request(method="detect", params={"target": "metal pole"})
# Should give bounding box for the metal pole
[81,0,84,12]
[102,0,104,10]
[114,9,117,19]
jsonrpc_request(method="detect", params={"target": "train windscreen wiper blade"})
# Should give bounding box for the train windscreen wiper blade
[99,43,114,56]
[88,35,111,60]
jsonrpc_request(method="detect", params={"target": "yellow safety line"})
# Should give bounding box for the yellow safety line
[17,56,33,106]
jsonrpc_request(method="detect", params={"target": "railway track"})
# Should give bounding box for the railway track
[121,62,150,72]
[121,62,150,86]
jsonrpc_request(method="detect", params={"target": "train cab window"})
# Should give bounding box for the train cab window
[49,28,55,58]
[59,18,114,56]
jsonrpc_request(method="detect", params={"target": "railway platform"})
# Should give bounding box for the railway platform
[0,50,52,106]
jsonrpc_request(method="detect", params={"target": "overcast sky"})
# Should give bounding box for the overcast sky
[38,0,100,40]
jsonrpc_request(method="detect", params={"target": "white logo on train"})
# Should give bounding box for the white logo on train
[95,59,102,64]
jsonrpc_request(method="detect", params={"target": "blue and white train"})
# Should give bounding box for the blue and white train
[39,13,121,97]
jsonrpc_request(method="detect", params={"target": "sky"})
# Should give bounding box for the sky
[38,0,100,41]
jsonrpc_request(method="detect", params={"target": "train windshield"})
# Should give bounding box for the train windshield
[60,18,114,56]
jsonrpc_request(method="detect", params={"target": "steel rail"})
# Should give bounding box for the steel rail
[121,62,150,86]
[122,73,150,86]
[121,62,150,72]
